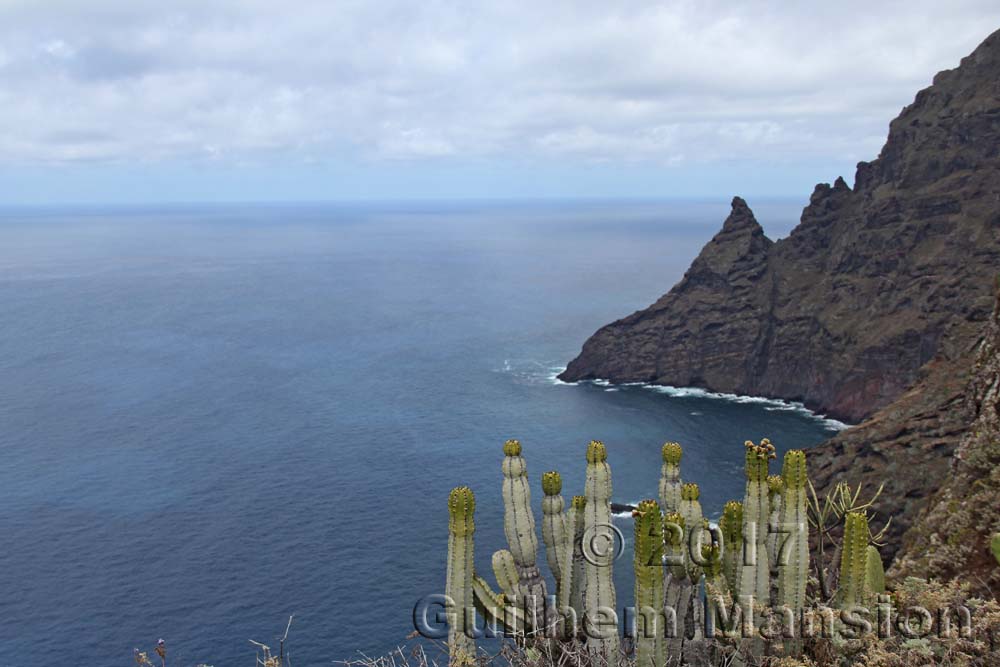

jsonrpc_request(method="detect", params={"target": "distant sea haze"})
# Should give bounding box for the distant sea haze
[0,200,841,666]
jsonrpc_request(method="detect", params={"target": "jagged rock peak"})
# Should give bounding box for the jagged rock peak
[560,28,1000,423]
[720,196,768,236]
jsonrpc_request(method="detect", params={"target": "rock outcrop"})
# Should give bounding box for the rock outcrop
[560,28,1000,425]
[889,287,1000,595]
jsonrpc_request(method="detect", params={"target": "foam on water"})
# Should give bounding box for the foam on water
[546,366,850,430]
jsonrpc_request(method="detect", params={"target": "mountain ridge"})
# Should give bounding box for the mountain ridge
[559,28,1000,425]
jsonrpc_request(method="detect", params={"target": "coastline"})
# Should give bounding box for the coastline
[547,366,851,431]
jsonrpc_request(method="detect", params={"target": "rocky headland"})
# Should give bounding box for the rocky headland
[560,28,1000,580]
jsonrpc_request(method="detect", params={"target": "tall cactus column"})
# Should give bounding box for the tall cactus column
[583,440,620,665]
[777,451,809,612]
[633,499,665,667]
[446,487,477,665]
[720,501,744,594]
[570,495,588,621]
[663,511,691,663]
[541,471,575,632]
[500,439,549,633]
[836,512,871,608]
[739,439,774,606]
[659,442,684,514]
[776,450,809,656]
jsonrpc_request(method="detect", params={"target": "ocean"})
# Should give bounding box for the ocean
[0,200,843,666]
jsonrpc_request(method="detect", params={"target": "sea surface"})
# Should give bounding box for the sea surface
[0,199,843,666]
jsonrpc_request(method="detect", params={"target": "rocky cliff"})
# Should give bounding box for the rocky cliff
[890,287,1000,594]
[559,28,1000,425]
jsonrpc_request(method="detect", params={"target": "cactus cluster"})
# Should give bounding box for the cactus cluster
[444,437,886,667]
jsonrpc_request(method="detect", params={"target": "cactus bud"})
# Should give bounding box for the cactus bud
[572,495,587,510]
[586,439,607,463]
[661,441,682,465]
[541,470,562,496]
[681,483,700,501]
[448,486,476,535]
[503,439,522,457]
[781,450,807,490]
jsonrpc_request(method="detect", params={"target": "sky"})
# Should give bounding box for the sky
[0,1,997,204]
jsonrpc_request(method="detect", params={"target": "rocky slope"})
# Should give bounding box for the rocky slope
[890,288,1000,594]
[559,28,1000,425]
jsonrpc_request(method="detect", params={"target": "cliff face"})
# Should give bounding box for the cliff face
[559,28,1000,424]
[889,289,1000,594]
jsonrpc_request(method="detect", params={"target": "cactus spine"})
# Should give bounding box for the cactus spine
[720,501,743,594]
[836,512,870,608]
[446,487,476,664]
[633,499,665,667]
[501,439,548,630]
[659,442,684,514]
[583,440,619,664]
[739,439,774,605]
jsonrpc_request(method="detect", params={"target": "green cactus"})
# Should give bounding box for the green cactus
[446,487,476,664]
[492,549,520,601]
[582,440,619,664]
[777,450,809,613]
[540,471,575,619]
[501,439,548,630]
[864,545,885,596]
[992,533,1000,565]
[679,483,705,566]
[720,500,743,594]
[570,495,588,619]
[472,572,527,638]
[633,499,665,667]
[659,442,684,514]
[836,512,871,608]
[662,511,690,663]
[739,439,774,606]
[765,474,785,575]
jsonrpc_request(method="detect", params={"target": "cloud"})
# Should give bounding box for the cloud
[0,0,997,170]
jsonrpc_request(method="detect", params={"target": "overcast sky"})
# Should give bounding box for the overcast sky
[0,1,997,204]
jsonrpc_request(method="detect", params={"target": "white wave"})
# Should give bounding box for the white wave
[543,365,850,430]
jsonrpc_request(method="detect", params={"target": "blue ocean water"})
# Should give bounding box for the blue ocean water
[0,200,842,666]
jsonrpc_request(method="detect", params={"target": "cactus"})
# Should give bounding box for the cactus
[864,546,885,596]
[720,501,743,594]
[541,471,575,620]
[501,439,548,630]
[739,439,774,606]
[472,572,527,637]
[569,495,588,618]
[446,487,476,664]
[583,440,619,665]
[992,533,1000,565]
[663,511,691,662]
[492,549,521,602]
[777,450,809,613]
[659,442,684,514]
[679,482,706,579]
[633,499,665,667]
[836,512,870,608]
[765,475,785,575]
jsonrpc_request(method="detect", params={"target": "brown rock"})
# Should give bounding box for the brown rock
[559,28,1000,425]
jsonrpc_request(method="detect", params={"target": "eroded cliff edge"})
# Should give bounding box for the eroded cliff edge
[559,28,1000,425]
